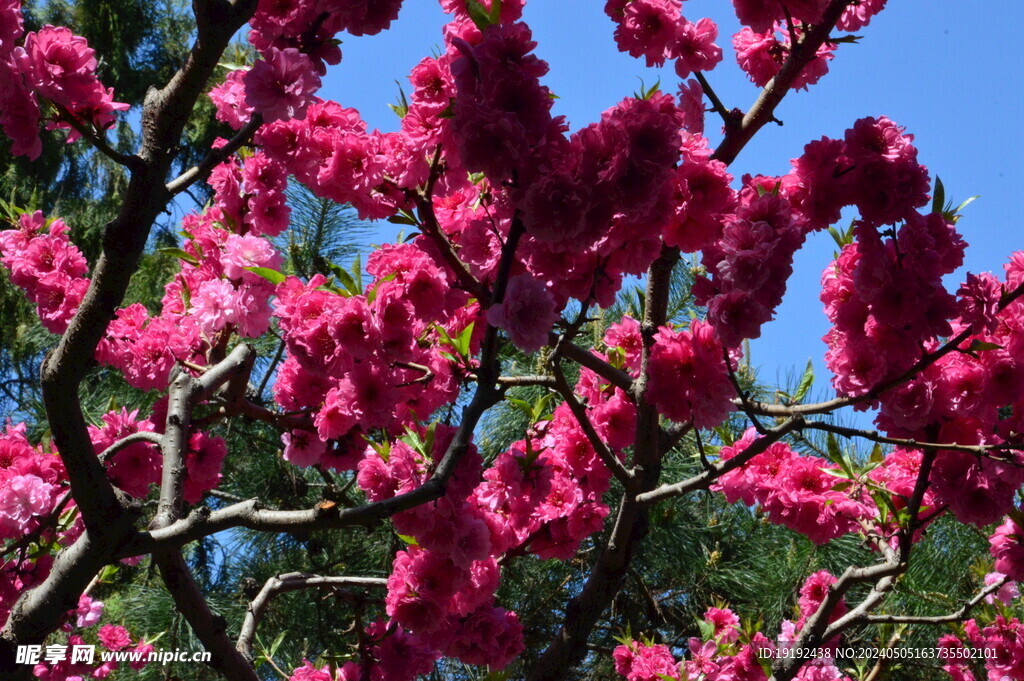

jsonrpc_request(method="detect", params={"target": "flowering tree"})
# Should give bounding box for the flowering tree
[0,0,1023,680]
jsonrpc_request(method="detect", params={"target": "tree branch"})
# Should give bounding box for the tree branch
[97,431,163,463]
[636,416,803,504]
[154,552,261,681]
[236,573,387,660]
[861,575,1007,625]
[549,333,634,393]
[712,0,856,165]
[741,278,1024,419]
[526,246,677,681]
[550,364,634,488]
[165,115,262,196]
[2,2,260,671]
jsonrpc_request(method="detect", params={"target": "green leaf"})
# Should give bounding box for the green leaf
[455,322,475,356]
[507,397,535,421]
[98,564,120,582]
[953,194,980,214]
[869,443,885,464]
[932,176,945,215]
[825,433,856,479]
[792,359,814,403]
[387,213,418,226]
[387,81,410,118]
[871,489,900,523]
[366,272,398,303]
[968,339,1003,353]
[244,266,286,285]
[268,630,287,659]
[464,0,498,31]
[351,253,362,290]
[329,262,361,296]
[634,77,661,100]
[158,247,199,266]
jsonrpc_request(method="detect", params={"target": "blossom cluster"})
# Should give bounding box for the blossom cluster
[692,189,804,346]
[87,408,226,504]
[726,0,888,92]
[32,597,153,680]
[233,0,406,125]
[0,210,89,334]
[820,221,1024,525]
[272,239,469,470]
[712,429,874,544]
[0,1,126,159]
[613,582,853,681]
[647,320,737,427]
[97,166,289,392]
[603,0,723,77]
[942,615,1024,681]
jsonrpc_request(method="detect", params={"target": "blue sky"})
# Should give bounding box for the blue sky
[318,0,1024,394]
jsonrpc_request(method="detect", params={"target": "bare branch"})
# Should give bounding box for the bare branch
[236,573,387,660]
[154,552,260,681]
[550,332,634,393]
[97,431,163,463]
[712,0,857,165]
[166,115,262,195]
[52,103,138,169]
[637,417,803,504]
[802,420,1024,461]
[550,364,635,488]
[862,575,1007,625]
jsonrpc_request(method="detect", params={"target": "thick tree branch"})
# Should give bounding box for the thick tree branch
[526,246,677,681]
[154,552,261,681]
[1,2,260,672]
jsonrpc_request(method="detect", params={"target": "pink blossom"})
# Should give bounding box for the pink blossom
[0,474,56,534]
[957,272,1003,334]
[486,273,559,353]
[984,572,1019,607]
[209,68,253,130]
[613,641,680,681]
[98,624,132,651]
[282,430,326,469]
[991,518,1024,581]
[705,607,741,643]
[674,18,723,78]
[445,606,524,669]
[613,0,683,68]
[74,594,104,629]
[244,47,321,122]
[647,321,736,428]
